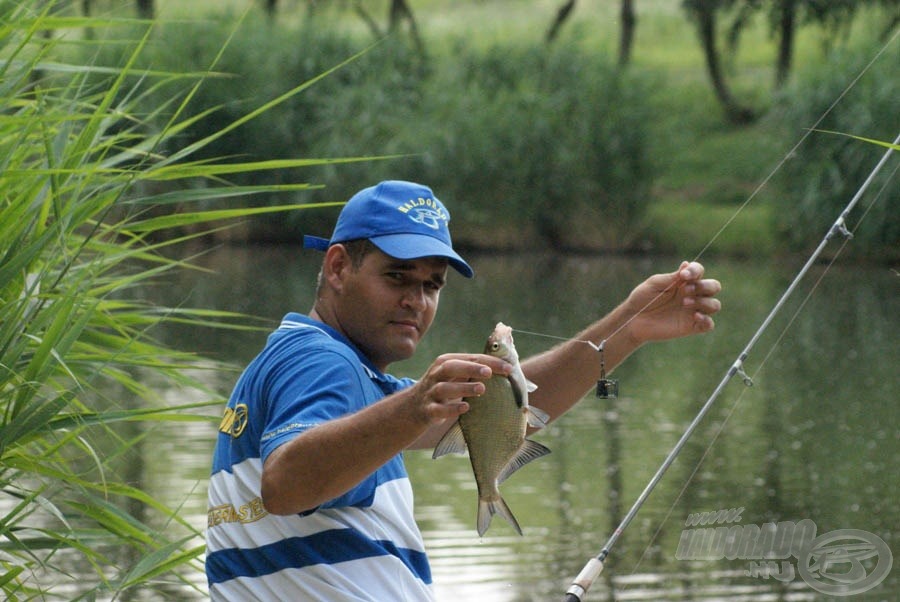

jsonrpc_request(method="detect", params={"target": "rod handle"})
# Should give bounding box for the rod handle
[563,557,605,601]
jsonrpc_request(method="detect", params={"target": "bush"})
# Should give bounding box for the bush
[123,15,656,249]
[408,39,656,250]
[770,41,899,260]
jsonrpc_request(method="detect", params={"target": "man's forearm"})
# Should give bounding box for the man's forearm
[261,390,426,515]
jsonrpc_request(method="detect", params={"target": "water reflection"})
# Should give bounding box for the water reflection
[143,246,897,601]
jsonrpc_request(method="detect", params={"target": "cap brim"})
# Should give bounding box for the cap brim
[303,235,330,251]
[371,233,474,278]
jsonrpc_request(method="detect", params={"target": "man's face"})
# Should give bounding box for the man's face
[332,248,448,371]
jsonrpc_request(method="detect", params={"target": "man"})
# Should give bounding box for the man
[205,180,722,600]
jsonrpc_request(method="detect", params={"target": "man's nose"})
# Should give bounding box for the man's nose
[401,286,427,310]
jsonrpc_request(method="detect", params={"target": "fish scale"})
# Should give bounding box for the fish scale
[462,375,526,496]
[433,322,551,536]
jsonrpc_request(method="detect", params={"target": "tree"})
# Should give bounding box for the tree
[136,0,153,19]
[683,0,756,124]
[738,0,895,89]
[545,0,637,67]
[388,0,424,53]
[325,0,424,54]
[773,0,797,88]
[546,0,577,43]
[618,0,637,66]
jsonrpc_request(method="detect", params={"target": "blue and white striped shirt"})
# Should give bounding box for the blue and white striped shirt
[206,313,432,601]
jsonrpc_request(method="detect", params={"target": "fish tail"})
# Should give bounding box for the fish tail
[478,495,523,537]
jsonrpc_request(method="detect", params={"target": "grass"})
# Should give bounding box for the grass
[643,198,776,258]
[638,65,788,255]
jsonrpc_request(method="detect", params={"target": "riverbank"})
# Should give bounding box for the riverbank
[140,2,897,261]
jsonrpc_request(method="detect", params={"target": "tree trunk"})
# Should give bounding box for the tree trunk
[546,0,577,43]
[388,0,425,55]
[264,0,278,18]
[774,0,796,88]
[618,0,636,66]
[136,0,153,19]
[353,1,384,38]
[694,4,756,124]
[881,12,899,41]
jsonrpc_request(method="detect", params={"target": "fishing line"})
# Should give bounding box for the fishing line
[510,328,579,345]
[610,30,900,587]
[622,157,900,586]
[691,25,899,262]
[562,130,899,602]
[514,26,900,364]
[505,29,897,600]
[512,328,621,397]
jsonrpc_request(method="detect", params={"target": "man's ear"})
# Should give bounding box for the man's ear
[322,244,351,292]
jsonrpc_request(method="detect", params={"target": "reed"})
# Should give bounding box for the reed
[0,3,342,597]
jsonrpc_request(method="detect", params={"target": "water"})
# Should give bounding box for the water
[144,245,897,601]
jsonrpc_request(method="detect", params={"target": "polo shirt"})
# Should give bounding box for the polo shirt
[206,313,432,601]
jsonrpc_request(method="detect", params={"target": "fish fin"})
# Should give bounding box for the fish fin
[526,405,550,429]
[509,375,527,409]
[508,366,535,407]
[432,421,467,459]
[478,495,522,537]
[497,439,551,484]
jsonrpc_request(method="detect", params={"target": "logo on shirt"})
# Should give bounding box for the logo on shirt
[208,498,268,528]
[218,403,248,438]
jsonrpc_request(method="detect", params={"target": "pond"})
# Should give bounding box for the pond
[143,245,897,601]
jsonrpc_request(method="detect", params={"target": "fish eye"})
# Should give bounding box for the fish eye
[491,342,500,351]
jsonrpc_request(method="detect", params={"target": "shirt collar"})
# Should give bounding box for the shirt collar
[279,313,389,382]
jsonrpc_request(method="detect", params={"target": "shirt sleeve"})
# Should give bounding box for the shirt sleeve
[257,339,377,509]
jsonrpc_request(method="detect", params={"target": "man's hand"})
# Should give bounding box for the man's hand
[404,353,511,450]
[625,261,722,345]
[408,353,511,424]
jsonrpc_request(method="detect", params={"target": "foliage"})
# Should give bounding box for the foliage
[125,15,656,250]
[55,2,900,258]
[0,2,338,598]
[101,11,426,240]
[769,39,899,260]
[404,39,656,250]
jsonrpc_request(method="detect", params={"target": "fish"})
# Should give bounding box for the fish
[433,322,551,536]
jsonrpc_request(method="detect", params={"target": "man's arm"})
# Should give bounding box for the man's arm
[261,353,509,515]
[524,261,721,423]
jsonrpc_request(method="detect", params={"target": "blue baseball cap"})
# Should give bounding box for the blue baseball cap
[303,180,474,278]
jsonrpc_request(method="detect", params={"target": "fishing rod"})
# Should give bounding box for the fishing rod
[561,129,900,602]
